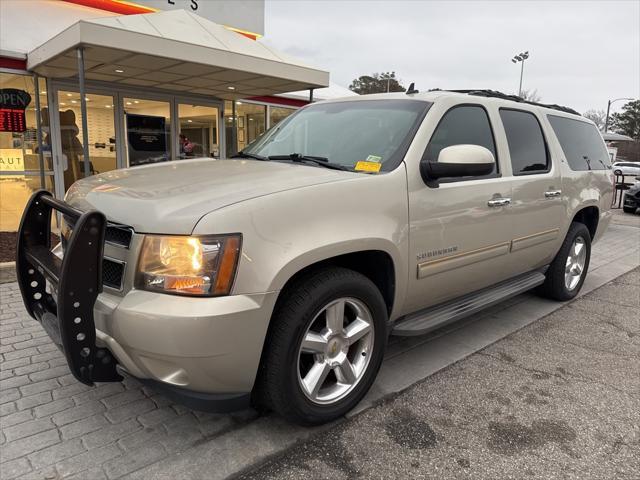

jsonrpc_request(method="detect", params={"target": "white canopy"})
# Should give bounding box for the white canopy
[603,132,634,142]
[27,9,329,100]
[278,82,358,102]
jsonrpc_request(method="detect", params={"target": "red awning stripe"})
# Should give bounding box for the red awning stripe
[0,57,28,71]
[60,0,156,15]
[248,96,308,108]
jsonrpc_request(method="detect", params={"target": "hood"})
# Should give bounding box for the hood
[65,158,354,234]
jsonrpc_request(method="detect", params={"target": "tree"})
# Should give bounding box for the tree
[520,89,541,102]
[609,100,640,140]
[349,72,406,95]
[582,109,607,131]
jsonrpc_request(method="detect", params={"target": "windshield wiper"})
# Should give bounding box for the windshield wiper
[268,153,349,171]
[231,151,267,161]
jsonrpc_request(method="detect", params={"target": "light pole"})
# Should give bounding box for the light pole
[511,51,529,97]
[605,97,633,132]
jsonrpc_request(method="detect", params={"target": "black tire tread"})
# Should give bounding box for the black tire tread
[538,222,591,301]
[255,267,387,425]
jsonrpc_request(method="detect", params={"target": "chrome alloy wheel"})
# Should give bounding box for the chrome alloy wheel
[565,236,587,290]
[297,297,375,405]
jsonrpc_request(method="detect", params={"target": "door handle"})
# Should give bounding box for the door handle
[487,197,511,207]
[544,190,562,198]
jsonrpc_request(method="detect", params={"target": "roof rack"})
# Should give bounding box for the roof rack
[439,89,581,116]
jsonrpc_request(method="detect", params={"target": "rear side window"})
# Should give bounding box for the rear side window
[547,115,609,170]
[424,105,498,177]
[500,109,549,175]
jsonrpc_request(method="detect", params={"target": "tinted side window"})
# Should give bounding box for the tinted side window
[547,115,609,171]
[500,109,549,175]
[424,105,497,176]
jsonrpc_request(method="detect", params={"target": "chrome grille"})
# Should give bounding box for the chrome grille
[63,215,133,249]
[104,225,133,248]
[61,215,129,291]
[102,258,125,290]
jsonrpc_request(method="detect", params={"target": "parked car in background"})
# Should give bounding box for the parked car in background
[612,161,640,176]
[16,90,613,425]
[623,179,640,214]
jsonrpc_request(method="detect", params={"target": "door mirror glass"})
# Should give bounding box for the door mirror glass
[420,144,495,183]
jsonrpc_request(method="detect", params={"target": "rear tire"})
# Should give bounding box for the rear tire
[538,222,591,301]
[254,267,388,425]
[623,205,636,214]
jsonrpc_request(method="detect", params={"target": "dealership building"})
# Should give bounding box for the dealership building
[0,0,354,232]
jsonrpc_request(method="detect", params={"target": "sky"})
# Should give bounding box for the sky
[263,0,640,115]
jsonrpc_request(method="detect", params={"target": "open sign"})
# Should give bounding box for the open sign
[0,89,31,133]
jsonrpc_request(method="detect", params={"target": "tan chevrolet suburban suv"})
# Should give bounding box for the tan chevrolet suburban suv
[16,89,613,425]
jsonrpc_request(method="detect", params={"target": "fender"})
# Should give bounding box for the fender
[268,238,406,320]
[193,166,411,319]
[561,168,612,245]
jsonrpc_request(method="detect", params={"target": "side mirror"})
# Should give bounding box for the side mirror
[420,144,495,186]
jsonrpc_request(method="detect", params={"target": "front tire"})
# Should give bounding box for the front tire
[255,267,388,425]
[623,205,636,214]
[538,222,591,301]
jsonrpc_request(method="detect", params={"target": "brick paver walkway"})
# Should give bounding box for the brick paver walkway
[0,281,256,480]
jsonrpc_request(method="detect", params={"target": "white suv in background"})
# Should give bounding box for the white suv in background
[612,161,640,176]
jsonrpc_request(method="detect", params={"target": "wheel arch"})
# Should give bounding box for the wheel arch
[571,205,599,240]
[271,246,400,317]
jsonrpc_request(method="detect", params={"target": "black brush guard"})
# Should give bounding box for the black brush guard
[16,190,121,385]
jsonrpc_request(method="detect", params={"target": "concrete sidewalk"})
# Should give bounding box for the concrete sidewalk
[1,217,639,480]
[240,267,640,480]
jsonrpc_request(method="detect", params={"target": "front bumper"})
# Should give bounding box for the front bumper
[94,289,277,395]
[16,190,277,412]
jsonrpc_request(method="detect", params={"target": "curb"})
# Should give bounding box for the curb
[0,262,16,284]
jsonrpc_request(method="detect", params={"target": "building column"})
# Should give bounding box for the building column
[76,48,91,178]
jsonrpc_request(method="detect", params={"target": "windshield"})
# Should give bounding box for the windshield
[243,99,431,171]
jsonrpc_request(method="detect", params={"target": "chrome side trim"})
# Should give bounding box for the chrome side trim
[487,197,511,207]
[417,242,511,279]
[511,228,559,253]
[393,270,546,336]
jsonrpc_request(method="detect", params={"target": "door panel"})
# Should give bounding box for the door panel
[405,177,514,313]
[498,108,565,271]
[405,102,516,314]
[509,175,564,270]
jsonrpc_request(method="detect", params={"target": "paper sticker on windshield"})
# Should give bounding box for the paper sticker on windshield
[355,161,382,173]
[366,155,382,163]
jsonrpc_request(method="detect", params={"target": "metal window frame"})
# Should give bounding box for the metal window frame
[47,78,225,197]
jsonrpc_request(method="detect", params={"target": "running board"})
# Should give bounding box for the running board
[392,271,546,336]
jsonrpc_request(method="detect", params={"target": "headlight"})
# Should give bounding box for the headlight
[135,234,241,296]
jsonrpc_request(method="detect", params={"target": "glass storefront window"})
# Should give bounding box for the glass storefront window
[57,91,117,191]
[1,73,50,233]
[123,98,171,167]
[224,101,267,156]
[270,106,296,127]
[178,104,220,159]
[238,102,266,151]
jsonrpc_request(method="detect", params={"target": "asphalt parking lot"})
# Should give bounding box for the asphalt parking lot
[1,212,639,480]
[240,267,640,480]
